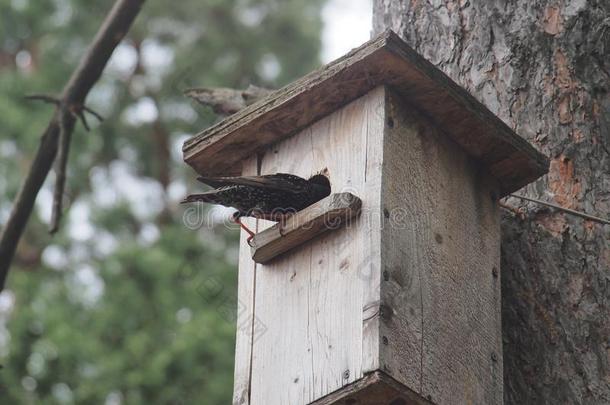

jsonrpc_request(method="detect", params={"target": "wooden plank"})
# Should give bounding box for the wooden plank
[247,88,385,404]
[358,86,385,379]
[377,88,423,394]
[310,371,433,405]
[232,157,259,405]
[249,193,362,264]
[377,89,503,404]
[183,30,548,196]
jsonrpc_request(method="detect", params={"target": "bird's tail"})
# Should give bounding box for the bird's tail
[181,191,221,204]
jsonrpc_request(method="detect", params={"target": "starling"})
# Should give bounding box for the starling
[182,173,331,243]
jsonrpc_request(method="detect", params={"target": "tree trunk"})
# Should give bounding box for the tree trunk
[373,1,610,404]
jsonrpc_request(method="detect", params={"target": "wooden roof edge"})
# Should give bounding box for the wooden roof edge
[182,30,393,158]
[382,32,549,175]
[182,30,549,191]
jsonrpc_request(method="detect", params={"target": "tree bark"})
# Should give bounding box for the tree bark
[373,1,609,404]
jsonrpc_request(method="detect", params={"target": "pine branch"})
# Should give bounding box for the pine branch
[0,0,146,291]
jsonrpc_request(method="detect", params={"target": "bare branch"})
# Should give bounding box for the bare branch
[185,84,272,116]
[24,94,61,105]
[0,0,146,291]
[81,105,104,123]
[75,108,90,131]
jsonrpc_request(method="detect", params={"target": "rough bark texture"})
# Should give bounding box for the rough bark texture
[373,1,610,404]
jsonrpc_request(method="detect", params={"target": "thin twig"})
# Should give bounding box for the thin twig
[75,108,90,131]
[81,105,104,122]
[0,0,146,291]
[26,94,103,131]
[49,106,74,234]
[24,94,61,105]
[509,194,610,225]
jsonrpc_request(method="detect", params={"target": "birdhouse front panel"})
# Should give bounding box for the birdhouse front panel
[233,86,386,405]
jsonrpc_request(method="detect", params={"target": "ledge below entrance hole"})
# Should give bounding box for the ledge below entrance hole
[249,192,362,264]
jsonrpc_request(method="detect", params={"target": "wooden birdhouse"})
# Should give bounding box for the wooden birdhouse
[182,31,548,405]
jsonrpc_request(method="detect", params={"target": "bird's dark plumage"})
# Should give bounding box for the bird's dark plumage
[182,173,331,220]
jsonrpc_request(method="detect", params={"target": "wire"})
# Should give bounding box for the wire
[509,194,610,226]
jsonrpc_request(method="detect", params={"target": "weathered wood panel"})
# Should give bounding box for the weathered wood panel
[378,90,502,404]
[183,31,547,196]
[236,87,385,405]
[233,157,261,405]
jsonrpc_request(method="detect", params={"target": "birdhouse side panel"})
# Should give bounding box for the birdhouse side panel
[379,89,502,404]
[239,87,386,405]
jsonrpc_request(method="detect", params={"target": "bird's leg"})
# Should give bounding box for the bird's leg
[277,214,289,236]
[233,215,256,245]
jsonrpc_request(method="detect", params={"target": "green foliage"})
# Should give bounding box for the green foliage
[0,0,324,403]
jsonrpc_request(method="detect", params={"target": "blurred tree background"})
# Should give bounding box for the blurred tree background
[0,0,324,403]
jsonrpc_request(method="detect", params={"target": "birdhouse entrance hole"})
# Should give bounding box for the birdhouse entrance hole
[308,172,331,194]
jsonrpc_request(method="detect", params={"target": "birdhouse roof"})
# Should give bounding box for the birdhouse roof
[183,30,548,196]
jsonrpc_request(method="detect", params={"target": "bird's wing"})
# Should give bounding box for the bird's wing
[197,173,310,193]
[182,185,287,212]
